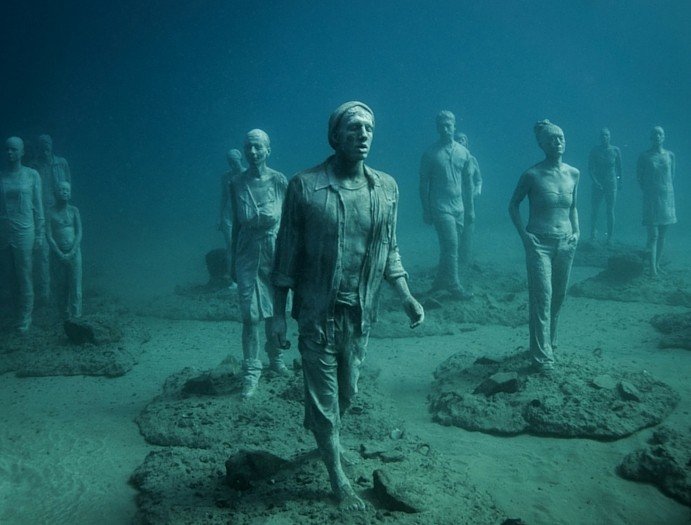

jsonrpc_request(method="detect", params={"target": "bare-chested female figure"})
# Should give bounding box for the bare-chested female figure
[230,130,288,398]
[588,127,622,243]
[637,126,676,277]
[509,120,580,370]
[46,181,82,318]
[0,137,45,333]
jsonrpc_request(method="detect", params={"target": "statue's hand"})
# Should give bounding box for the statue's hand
[271,314,289,349]
[521,232,538,248]
[403,296,424,329]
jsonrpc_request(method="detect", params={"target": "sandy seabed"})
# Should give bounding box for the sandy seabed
[0,227,690,525]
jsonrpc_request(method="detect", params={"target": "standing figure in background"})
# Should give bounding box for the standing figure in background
[637,126,676,277]
[588,127,622,244]
[456,132,483,266]
[219,148,244,285]
[271,102,424,511]
[31,134,71,303]
[230,130,288,399]
[46,181,82,319]
[0,137,45,333]
[419,111,473,299]
[509,120,580,371]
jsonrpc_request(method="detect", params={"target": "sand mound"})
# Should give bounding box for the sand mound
[0,314,147,378]
[373,264,528,338]
[131,360,505,524]
[650,311,691,350]
[619,426,691,507]
[429,351,679,440]
[570,253,691,306]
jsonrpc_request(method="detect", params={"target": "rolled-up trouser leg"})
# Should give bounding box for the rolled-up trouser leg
[432,213,463,290]
[299,305,369,434]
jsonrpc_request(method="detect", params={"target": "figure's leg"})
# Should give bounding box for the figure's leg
[241,319,263,398]
[35,234,51,303]
[264,319,288,374]
[526,237,554,368]
[590,187,603,241]
[646,226,659,277]
[0,247,14,319]
[550,238,576,351]
[300,335,365,510]
[605,188,616,243]
[432,214,461,291]
[14,240,35,333]
[656,225,668,273]
[460,204,475,266]
[68,250,83,318]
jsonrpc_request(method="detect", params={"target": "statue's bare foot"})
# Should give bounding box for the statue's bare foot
[335,483,366,511]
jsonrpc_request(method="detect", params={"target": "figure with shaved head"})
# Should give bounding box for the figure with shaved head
[588,127,622,243]
[0,137,45,332]
[420,110,473,298]
[271,102,424,511]
[46,181,82,319]
[219,148,244,284]
[509,120,580,371]
[230,130,288,398]
[637,126,676,277]
[30,134,71,302]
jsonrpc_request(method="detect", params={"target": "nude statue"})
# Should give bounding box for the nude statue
[419,111,473,298]
[456,133,483,265]
[271,102,424,510]
[219,149,243,285]
[509,120,580,371]
[230,130,288,399]
[30,134,71,302]
[0,137,45,333]
[588,128,622,243]
[637,126,676,277]
[46,181,82,319]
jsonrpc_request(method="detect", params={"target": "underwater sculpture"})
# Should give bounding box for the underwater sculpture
[456,132,483,266]
[271,101,424,510]
[588,127,622,244]
[46,181,82,319]
[419,110,473,298]
[0,136,45,333]
[637,126,676,277]
[230,130,288,399]
[219,148,243,285]
[509,120,580,371]
[31,134,72,302]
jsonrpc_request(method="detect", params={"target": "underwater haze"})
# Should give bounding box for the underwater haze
[1,0,690,524]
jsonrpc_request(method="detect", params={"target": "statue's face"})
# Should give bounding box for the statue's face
[333,109,374,162]
[244,137,270,167]
[39,141,53,158]
[5,138,24,164]
[600,129,611,146]
[540,128,566,157]
[55,182,71,201]
[436,118,455,141]
[651,127,665,146]
[457,134,468,148]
